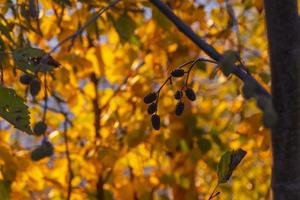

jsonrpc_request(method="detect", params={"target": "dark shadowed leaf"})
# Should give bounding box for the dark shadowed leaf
[12,47,58,74]
[217,148,246,183]
[219,50,238,77]
[114,14,136,41]
[198,138,212,153]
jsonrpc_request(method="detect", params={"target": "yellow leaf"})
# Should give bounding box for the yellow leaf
[237,113,263,135]
[260,128,271,151]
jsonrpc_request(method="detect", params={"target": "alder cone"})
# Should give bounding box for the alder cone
[171,69,185,77]
[33,121,47,136]
[174,90,183,100]
[185,88,196,101]
[31,141,54,161]
[144,92,157,104]
[147,103,157,114]
[30,78,41,97]
[19,74,33,85]
[151,114,160,130]
[175,101,184,116]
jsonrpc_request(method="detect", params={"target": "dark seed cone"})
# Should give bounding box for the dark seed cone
[31,141,54,161]
[185,88,196,101]
[174,90,183,100]
[33,121,47,136]
[144,92,157,104]
[151,114,160,130]
[175,101,184,116]
[171,69,185,77]
[19,74,33,85]
[147,103,157,114]
[29,78,41,97]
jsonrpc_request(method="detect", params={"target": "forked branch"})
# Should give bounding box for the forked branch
[149,0,271,98]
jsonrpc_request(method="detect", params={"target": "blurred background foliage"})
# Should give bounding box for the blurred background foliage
[0,0,274,199]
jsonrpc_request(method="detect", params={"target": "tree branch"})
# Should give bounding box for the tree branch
[149,0,271,98]
[90,73,101,140]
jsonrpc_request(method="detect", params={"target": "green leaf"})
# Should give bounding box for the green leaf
[242,80,257,99]
[114,14,136,41]
[219,50,238,77]
[255,95,278,128]
[217,148,246,183]
[0,85,32,134]
[198,138,212,153]
[196,61,207,71]
[217,150,231,183]
[152,6,171,30]
[0,180,11,200]
[12,47,56,74]
[263,108,278,128]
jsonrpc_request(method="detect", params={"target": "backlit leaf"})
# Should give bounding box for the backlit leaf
[219,50,238,77]
[114,14,136,41]
[12,47,57,74]
[0,86,32,134]
[217,149,247,183]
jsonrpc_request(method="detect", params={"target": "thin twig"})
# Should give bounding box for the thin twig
[0,64,3,85]
[149,0,271,98]
[42,73,48,121]
[47,0,121,55]
[90,73,101,140]
[185,58,216,86]
[208,183,220,200]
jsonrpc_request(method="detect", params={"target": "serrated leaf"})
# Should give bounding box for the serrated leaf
[0,85,32,134]
[217,148,246,183]
[12,47,56,74]
[219,50,238,77]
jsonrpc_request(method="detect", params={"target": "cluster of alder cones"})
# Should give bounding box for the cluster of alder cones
[143,69,197,130]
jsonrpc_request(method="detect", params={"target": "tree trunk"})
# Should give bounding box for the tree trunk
[264,0,300,199]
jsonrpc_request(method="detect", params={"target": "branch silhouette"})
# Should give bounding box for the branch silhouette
[149,0,271,98]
